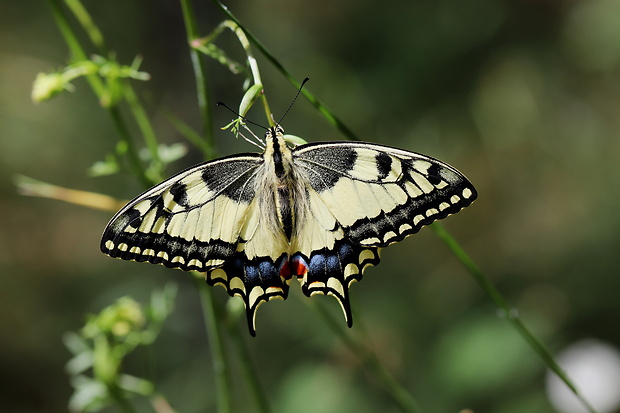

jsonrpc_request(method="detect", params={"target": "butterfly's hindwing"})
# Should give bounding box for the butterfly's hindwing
[285,186,381,323]
[294,142,477,247]
[295,241,381,326]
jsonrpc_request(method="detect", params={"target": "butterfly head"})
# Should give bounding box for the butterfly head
[266,125,285,140]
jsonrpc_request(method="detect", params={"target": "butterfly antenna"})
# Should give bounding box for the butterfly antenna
[277,77,309,126]
[216,101,268,131]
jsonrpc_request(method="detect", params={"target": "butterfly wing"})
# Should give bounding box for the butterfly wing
[101,154,263,269]
[288,189,380,326]
[101,136,477,335]
[101,153,295,335]
[293,141,477,247]
[289,141,476,323]
[206,194,291,336]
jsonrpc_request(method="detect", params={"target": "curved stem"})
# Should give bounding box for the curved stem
[196,278,232,413]
[181,0,216,160]
[212,0,360,140]
[430,222,596,413]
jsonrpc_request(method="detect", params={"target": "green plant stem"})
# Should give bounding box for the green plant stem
[196,277,232,413]
[47,0,151,187]
[212,0,359,140]
[181,0,216,160]
[227,326,271,413]
[48,0,104,95]
[122,84,163,181]
[430,222,597,413]
[109,108,154,188]
[64,0,162,180]
[219,20,274,126]
[63,0,106,54]
[312,300,422,413]
[159,107,213,155]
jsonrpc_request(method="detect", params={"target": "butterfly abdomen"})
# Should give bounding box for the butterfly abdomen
[263,128,302,241]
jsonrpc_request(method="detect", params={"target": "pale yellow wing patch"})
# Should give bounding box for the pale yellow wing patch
[294,142,477,247]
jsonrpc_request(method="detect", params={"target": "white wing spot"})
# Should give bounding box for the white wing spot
[210,268,228,282]
[399,223,412,233]
[413,214,425,226]
[205,258,226,267]
[426,208,439,217]
[382,231,398,243]
[105,240,115,250]
[450,194,461,204]
[188,258,202,269]
[230,276,245,292]
[249,286,265,307]
[308,281,326,295]
[118,243,129,252]
[462,188,473,199]
[157,251,169,261]
[344,263,360,278]
[266,286,284,296]
[358,249,376,263]
[129,246,141,254]
[327,278,345,297]
[171,256,185,265]
[439,202,450,211]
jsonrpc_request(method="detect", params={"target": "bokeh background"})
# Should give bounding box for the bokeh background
[2,0,620,412]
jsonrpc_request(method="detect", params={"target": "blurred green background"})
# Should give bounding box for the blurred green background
[3,0,620,412]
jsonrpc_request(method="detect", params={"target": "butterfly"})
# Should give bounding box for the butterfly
[101,125,476,335]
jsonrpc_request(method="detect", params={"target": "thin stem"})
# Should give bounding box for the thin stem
[63,0,107,54]
[180,0,216,160]
[312,300,422,413]
[196,277,232,413]
[47,0,151,186]
[212,0,360,140]
[13,175,124,211]
[63,0,162,180]
[219,20,273,125]
[109,107,153,188]
[123,84,163,181]
[48,0,104,94]
[430,222,597,413]
[158,106,213,156]
[227,326,271,413]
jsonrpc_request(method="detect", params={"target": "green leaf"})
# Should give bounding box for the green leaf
[283,134,307,146]
[239,83,264,117]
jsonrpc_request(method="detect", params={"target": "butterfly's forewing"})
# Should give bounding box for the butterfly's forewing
[101,154,264,270]
[293,141,477,248]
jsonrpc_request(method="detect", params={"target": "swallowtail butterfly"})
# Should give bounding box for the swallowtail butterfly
[101,126,476,335]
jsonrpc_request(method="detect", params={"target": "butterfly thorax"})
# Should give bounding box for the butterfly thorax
[260,126,301,242]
